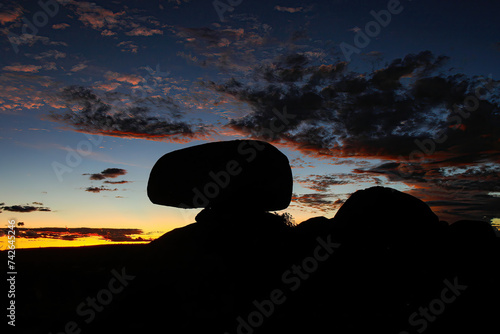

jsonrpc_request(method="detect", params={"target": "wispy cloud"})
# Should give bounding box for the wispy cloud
[274,6,308,13]
[70,63,88,72]
[3,64,43,72]
[0,227,150,242]
[25,50,67,60]
[85,186,118,193]
[117,41,138,53]
[85,168,127,180]
[52,23,70,30]
[49,86,209,141]
[125,26,162,36]
[0,5,23,25]
[1,204,51,212]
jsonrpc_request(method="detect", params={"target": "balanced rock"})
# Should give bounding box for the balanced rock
[147,140,293,211]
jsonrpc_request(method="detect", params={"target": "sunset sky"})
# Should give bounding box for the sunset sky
[1,0,499,248]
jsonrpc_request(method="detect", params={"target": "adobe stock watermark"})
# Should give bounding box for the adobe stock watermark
[48,267,135,334]
[212,0,243,22]
[52,133,103,182]
[224,234,340,334]
[397,75,496,178]
[399,276,467,334]
[340,0,406,62]
[176,106,295,222]
[6,0,61,54]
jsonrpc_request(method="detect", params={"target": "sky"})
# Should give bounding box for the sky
[0,0,499,249]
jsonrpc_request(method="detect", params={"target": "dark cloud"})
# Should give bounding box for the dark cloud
[85,168,127,181]
[292,193,335,211]
[208,50,498,163]
[85,186,118,193]
[104,180,131,184]
[0,227,150,242]
[101,168,127,178]
[173,22,272,73]
[1,205,51,212]
[203,49,499,221]
[50,86,207,141]
[354,162,500,221]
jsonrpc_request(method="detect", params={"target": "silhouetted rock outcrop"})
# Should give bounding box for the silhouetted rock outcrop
[332,186,447,242]
[12,140,500,334]
[147,140,293,212]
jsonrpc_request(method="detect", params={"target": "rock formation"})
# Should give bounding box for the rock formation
[147,140,293,214]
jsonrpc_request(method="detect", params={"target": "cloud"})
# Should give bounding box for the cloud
[6,34,68,49]
[125,27,162,36]
[61,0,125,30]
[100,168,127,178]
[116,41,138,53]
[49,85,207,141]
[94,82,121,91]
[201,50,499,221]
[104,71,142,85]
[52,23,70,30]
[274,6,306,13]
[3,64,43,73]
[173,24,270,73]
[210,51,498,162]
[104,180,131,184]
[85,168,127,181]
[101,29,117,36]
[59,0,164,39]
[25,50,67,60]
[0,5,23,25]
[292,193,339,211]
[1,205,51,212]
[353,162,500,221]
[70,63,88,72]
[0,227,150,242]
[85,186,118,193]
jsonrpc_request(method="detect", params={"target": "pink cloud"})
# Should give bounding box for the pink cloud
[0,7,23,25]
[274,6,304,13]
[101,29,116,36]
[105,71,143,85]
[3,64,43,73]
[52,23,70,30]
[125,27,163,36]
[95,82,121,91]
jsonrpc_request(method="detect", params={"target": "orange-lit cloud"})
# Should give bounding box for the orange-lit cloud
[274,6,306,13]
[0,6,23,25]
[125,27,163,36]
[94,82,121,91]
[52,23,70,30]
[105,71,142,85]
[3,64,43,72]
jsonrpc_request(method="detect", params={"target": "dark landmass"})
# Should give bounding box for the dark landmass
[8,187,500,334]
[7,140,500,333]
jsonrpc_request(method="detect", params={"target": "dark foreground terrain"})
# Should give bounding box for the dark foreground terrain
[7,187,500,334]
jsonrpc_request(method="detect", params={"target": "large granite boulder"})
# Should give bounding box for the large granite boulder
[332,186,446,243]
[147,140,293,211]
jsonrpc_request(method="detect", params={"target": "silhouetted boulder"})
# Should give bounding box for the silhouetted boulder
[332,186,447,244]
[147,140,293,211]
